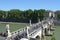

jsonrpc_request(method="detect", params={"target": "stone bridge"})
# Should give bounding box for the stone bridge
[0,12,55,40]
[5,18,55,40]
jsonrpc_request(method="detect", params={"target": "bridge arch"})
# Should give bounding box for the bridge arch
[35,35,40,40]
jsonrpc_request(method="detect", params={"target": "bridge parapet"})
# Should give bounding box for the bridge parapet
[28,23,42,34]
[29,27,42,38]
[10,27,27,38]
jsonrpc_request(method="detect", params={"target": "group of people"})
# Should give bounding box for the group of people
[0,32,8,37]
[11,31,27,40]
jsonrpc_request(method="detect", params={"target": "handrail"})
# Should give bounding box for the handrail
[29,27,41,36]
[11,27,27,35]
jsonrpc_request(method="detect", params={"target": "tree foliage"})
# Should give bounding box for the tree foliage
[0,9,46,22]
[51,37,56,40]
[55,10,60,19]
[37,9,46,20]
[8,9,22,18]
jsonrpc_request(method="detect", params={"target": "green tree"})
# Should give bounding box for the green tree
[8,9,22,18]
[0,9,46,22]
[37,9,46,21]
[51,37,56,40]
[25,9,33,19]
[33,9,38,19]
[55,10,60,19]
[57,13,60,19]
[0,10,7,18]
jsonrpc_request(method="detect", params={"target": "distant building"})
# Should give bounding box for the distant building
[46,11,55,18]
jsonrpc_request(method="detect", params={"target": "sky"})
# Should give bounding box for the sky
[0,0,60,11]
